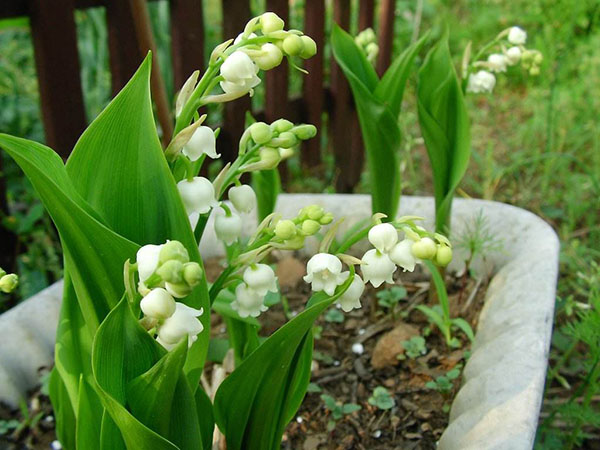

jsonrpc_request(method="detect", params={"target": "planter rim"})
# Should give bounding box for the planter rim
[0,194,559,450]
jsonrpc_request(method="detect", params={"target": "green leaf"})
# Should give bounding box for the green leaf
[48,368,76,450]
[224,316,260,366]
[375,32,430,118]
[416,305,447,336]
[417,34,471,231]
[331,25,401,219]
[452,317,475,342]
[214,273,354,450]
[341,403,362,415]
[92,297,178,449]
[195,387,216,450]
[252,169,280,222]
[76,377,103,450]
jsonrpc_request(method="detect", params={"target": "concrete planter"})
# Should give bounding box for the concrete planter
[0,194,559,449]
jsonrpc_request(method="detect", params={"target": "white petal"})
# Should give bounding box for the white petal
[136,244,163,282]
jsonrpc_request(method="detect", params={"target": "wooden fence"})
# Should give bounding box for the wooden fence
[0,0,399,271]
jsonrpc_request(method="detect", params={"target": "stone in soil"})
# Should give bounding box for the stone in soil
[370,322,420,369]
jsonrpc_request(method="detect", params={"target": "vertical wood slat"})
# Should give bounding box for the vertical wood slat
[331,0,363,193]
[169,0,204,90]
[301,0,325,168]
[376,0,395,75]
[106,0,173,142]
[265,0,289,182]
[358,0,375,31]
[28,0,87,158]
[219,0,251,165]
[0,159,17,273]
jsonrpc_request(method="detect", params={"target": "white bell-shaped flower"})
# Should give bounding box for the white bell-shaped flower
[243,264,278,296]
[303,253,347,296]
[140,288,176,320]
[157,302,204,350]
[232,283,268,318]
[177,177,218,215]
[466,70,496,94]
[389,239,417,272]
[229,184,257,214]
[215,212,242,245]
[508,26,527,45]
[234,32,257,45]
[183,126,220,161]
[337,274,365,312]
[137,244,164,282]
[505,46,522,65]
[220,51,261,95]
[368,223,398,253]
[361,249,396,288]
[487,53,507,73]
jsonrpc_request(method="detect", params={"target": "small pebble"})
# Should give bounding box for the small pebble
[372,430,382,438]
[44,415,55,423]
[51,441,63,450]
[296,416,303,423]
[358,328,366,335]
[351,342,364,355]
[290,310,298,317]
[333,360,340,366]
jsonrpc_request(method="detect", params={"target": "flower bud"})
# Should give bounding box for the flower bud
[260,12,284,34]
[508,26,527,45]
[140,288,176,320]
[137,244,164,282]
[183,262,203,287]
[305,205,324,221]
[0,274,18,293]
[156,260,184,284]
[284,234,305,250]
[293,124,317,140]
[278,147,294,160]
[215,212,243,245]
[368,223,399,254]
[435,245,453,266]
[505,46,522,65]
[165,282,192,298]
[282,34,304,56]
[319,212,334,225]
[249,122,273,145]
[301,219,321,235]
[533,52,543,65]
[159,241,190,265]
[258,147,282,169]
[299,35,317,59]
[275,219,296,240]
[183,126,219,161]
[243,264,278,296]
[229,184,257,214]
[271,118,294,132]
[272,131,298,148]
[177,177,218,215]
[529,66,540,76]
[411,237,437,260]
[254,43,283,70]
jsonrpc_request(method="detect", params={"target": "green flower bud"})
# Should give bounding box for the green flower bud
[0,274,18,294]
[260,12,284,34]
[159,241,190,265]
[183,262,203,287]
[319,212,334,225]
[254,43,283,70]
[274,219,296,240]
[411,237,437,260]
[249,122,273,145]
[278,147,294,160]
[301,219,321,235]
[529,66,540,76]
[259,146,282,169]
[271,119,294,132]
[273,131,298,148]
[156,260,184,284]
[293,124,317,140]
[435,245,453,267]
[165,282,192,298]
[282,34,304,56]
[284,234,305,250]
[533,52,543,65]
[306,205,324,221]
[299,36,317,59]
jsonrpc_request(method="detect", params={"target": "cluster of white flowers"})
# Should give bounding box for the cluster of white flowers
[136,241,205,350]
[467,26,542,94]
[231,264,278,317]
[303,221,453,313]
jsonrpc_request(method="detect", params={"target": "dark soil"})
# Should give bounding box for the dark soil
[0,256,488,450]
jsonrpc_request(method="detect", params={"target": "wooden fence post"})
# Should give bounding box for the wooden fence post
[377,0,395,76]
[170,0,205,90]
[28,0,87,158]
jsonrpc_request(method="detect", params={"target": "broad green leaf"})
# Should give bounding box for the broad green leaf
[417,34,471,231]
[330,24,378,91]
[214,273,354,450]
[65,54,211,380]
[375,32,430,118]
[76,377,102,450]
[415,305,446,334]
[224,316,261,366]
[331,25,402,219]
[92,297,177,449]
[49,368,76,450]
[252,169,280,221]
[195,387,215,450]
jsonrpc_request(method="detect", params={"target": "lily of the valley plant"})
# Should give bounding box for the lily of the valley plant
[0,13,452,450]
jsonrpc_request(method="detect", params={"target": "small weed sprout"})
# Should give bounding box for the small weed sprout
[426,365,463,395]
[376,286,407,320]
[368,387,396,410]
[321,394,361,431]
[400,336,428,359]
[324,307,344,323]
